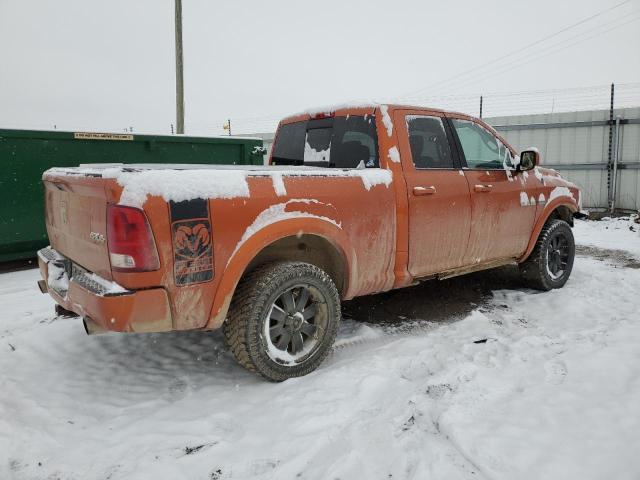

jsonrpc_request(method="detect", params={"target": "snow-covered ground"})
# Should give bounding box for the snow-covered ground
[574,215,640,258]
[1,218,639,480]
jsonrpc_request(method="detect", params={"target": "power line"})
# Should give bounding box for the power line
[422,82,640,100]
[398,0,634,100]
[410,12,640,98]
[407,13,640,101]
[408,85,618,106]
[203,82,640,135]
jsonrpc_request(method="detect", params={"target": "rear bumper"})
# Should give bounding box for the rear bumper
[38,247,173,333]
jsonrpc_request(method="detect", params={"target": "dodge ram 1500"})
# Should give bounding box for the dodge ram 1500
[38,104,581,380]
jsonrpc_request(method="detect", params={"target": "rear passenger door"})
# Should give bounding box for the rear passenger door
[447,115,536,263]
[395,110,472,277]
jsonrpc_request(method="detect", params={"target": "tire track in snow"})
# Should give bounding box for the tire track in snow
[332,243,640,359]
[329,318,462,358]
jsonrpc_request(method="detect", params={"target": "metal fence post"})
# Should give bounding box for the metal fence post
[610,115,622,213]
[607,83,615,208]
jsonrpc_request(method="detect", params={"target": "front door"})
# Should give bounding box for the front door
[395,110,472,277]
[447,116,536,263]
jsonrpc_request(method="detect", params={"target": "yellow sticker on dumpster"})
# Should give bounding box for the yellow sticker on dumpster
[74,132,134,141]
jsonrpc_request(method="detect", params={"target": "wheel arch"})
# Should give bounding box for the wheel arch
[546,204,575,227]
[519,200,578,263]
[205,218,352,330]
[243,234,348,294]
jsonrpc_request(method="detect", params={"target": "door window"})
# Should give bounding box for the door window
[451,119,513,169]
[406,116,454,169]
[331,115,379,168]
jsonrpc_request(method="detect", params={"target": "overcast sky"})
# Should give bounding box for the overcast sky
[1,0,638,135]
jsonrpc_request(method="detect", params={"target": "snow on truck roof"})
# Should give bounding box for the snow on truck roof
[280,103,470,123]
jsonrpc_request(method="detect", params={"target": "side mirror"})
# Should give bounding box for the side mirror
[519,149,540,171]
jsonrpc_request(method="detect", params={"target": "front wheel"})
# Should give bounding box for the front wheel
[224,262,341,381]
[519,219,575,291]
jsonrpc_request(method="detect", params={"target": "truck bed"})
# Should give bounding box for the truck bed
[41,164,397,331]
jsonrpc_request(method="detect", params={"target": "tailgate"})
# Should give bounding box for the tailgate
[44,174,112,280]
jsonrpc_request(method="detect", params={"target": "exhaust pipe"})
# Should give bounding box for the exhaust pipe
[55,304,78,318]
[83,317,108,335]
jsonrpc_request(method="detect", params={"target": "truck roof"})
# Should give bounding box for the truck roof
[279,103,470,125]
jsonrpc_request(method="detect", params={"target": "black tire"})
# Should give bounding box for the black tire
[519,219,575,291]
[223,262,341,382]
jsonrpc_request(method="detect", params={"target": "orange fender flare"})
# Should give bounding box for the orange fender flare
[205,217,353,330]
[519,198,578,262]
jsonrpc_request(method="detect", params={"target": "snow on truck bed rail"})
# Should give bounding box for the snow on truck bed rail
[45,164,393,208]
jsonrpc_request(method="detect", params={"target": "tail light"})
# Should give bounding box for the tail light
[107,205,160,272]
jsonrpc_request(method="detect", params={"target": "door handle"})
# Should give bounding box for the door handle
[413,186,437,196]
[474,184,493,193]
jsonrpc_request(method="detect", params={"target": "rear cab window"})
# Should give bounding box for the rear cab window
[272,115,379,168]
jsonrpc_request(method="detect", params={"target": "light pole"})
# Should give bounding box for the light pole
[175,0,185,134]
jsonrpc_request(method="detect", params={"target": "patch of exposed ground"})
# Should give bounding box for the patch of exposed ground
[576,245,640,269]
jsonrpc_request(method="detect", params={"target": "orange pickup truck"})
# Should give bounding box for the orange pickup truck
[38,104,582,381]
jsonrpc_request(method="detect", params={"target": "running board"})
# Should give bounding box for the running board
[437,259,517,280]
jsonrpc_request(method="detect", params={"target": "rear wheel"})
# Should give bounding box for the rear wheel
[224,262,341,381]
[519,219,575,291]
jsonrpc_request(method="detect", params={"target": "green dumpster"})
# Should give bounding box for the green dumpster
[0,129,265,262]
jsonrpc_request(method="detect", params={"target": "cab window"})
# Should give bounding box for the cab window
[406,116,454,169]
[271,121,306,164]
[271,115,379,168]
[450,119,513,169]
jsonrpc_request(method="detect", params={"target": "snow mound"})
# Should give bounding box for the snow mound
[574,217,640,258]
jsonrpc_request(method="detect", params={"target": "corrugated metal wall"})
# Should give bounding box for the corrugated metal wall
[617,109,640,211]
[487,107,640,211]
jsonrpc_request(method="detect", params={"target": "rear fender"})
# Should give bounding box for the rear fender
[205,217,353,330]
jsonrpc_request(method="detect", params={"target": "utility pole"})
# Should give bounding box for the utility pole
[479,95,483,119]
[175,0,185,134]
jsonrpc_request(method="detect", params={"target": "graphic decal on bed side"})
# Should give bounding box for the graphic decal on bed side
[169,199,214,286]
